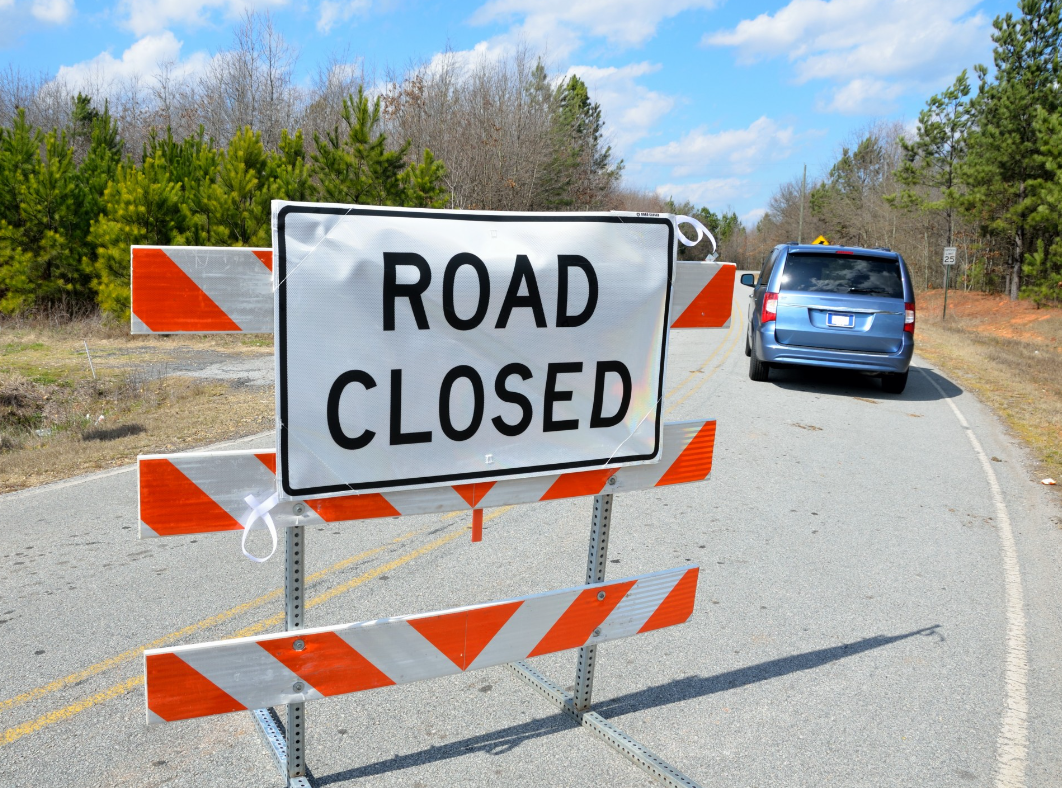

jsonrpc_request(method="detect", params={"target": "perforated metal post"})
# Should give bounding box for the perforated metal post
[284,525,307,785]
[574,492,613,712]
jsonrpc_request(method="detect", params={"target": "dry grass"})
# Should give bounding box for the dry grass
[916,290,1062,485]
[0,314,274,493]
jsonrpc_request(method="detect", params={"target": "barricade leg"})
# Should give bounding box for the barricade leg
[251,525,310,787]
[505,493,702,787]
[285,526,307,784]
[574,493,612,712]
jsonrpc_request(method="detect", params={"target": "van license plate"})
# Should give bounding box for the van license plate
[827,313,854,328]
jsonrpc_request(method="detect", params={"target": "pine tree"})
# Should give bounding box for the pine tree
[1023,107,1062,304]
[89,152,185,317]
[311,87,444,207]
[960,0,1062,299]
[894,71,972,246]
[550,75,622,210]
[74,100,123,261]
[0,125,88,313]
[268,129,314,204]
[212,127,272,245]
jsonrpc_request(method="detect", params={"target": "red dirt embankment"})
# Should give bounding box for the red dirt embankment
[918,288,1062,349]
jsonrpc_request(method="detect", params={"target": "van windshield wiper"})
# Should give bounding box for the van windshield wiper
[847,287,890,294]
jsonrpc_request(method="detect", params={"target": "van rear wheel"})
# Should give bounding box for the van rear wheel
[749,353,770,382]
[881,370,908,394]
[744,329,752,357]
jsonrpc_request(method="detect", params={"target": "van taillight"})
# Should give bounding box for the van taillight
[762,292,778,323]
[904,302,915,333]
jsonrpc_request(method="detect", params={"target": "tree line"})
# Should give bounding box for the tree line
[0,14,628,319]
[750,0,1062,305]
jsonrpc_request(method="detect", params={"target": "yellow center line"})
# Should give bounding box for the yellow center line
[665,302,745,416]
[0,523,435,717]
[2,507,514,747]
[3,676,144,747]
[664,310,736,399]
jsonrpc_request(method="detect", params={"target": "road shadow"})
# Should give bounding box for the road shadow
[766,364,962,403]
[311,624,941,786]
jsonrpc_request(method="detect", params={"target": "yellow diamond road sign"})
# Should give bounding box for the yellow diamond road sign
[812,235,829,245]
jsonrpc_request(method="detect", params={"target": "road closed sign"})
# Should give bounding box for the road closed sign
[273,203,676,498]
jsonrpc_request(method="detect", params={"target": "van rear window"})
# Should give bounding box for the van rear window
[778,254,904,298]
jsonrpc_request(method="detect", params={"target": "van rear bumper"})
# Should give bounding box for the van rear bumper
[755,327,913,374]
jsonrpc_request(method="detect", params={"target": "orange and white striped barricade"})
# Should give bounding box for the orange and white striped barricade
[131,210,731,788]
[136,419,714,538]
[145,566,697,723]
[130,244,734,334]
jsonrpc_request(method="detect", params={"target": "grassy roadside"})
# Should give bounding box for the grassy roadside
[2,295,1059,497]
[0,316,274,493]
[914,290,1062,487]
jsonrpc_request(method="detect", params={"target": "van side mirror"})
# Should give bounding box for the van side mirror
[740,273,756,287]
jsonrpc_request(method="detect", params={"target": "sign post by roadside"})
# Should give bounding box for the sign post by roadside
[130,205,737,788]
[942,246,957,321]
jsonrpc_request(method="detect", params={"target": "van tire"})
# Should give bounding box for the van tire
[745,329,752,357]
[881,370,908,394]
[749,353,770,382]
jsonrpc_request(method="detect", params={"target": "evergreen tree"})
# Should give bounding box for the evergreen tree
[268,129,314,203]
[0,109,41,229]
[0,126,88,313]
[311,87,446,208]
[212,127,272,245]
[894,71,972,246]
[1023,107,1062,303]
[89,152,185,317]
[960,0,1062,299]
[74,100,123,252]
[550,75,622,210]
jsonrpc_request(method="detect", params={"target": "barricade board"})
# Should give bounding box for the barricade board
[145,566,698,724]
[130,245,734,334]
[138,419,715,538]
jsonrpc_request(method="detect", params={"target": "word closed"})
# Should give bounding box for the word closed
[275,204,674,498]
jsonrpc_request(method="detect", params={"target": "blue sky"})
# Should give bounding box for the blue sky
[0,0,1014,225]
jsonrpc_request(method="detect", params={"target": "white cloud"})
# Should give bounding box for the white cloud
[740,207,766,226]
[31,0,72,23]
[119,0,288,36]
[318,0,370,34]
[56,31,212,91]
[563,62,674,150]
[820,78,905,114]
[471,0,718,59]
[704,0,990,114]
[655,177,750,206]
[422,40,514,78]
[637,116,796,178]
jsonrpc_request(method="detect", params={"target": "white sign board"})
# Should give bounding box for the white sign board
[273,203,675,498]
[943,247,957,266]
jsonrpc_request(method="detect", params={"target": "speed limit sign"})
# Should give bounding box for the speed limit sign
[943,247,957,266]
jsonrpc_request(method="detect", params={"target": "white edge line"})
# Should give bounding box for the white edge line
[917,366,1027,788]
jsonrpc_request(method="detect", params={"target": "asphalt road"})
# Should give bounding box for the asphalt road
[2,276,1061,788]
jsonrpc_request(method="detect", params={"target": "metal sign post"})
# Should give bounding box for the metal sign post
[942,246,957,321]
[132,208,734,788]
[249,525,310,787]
